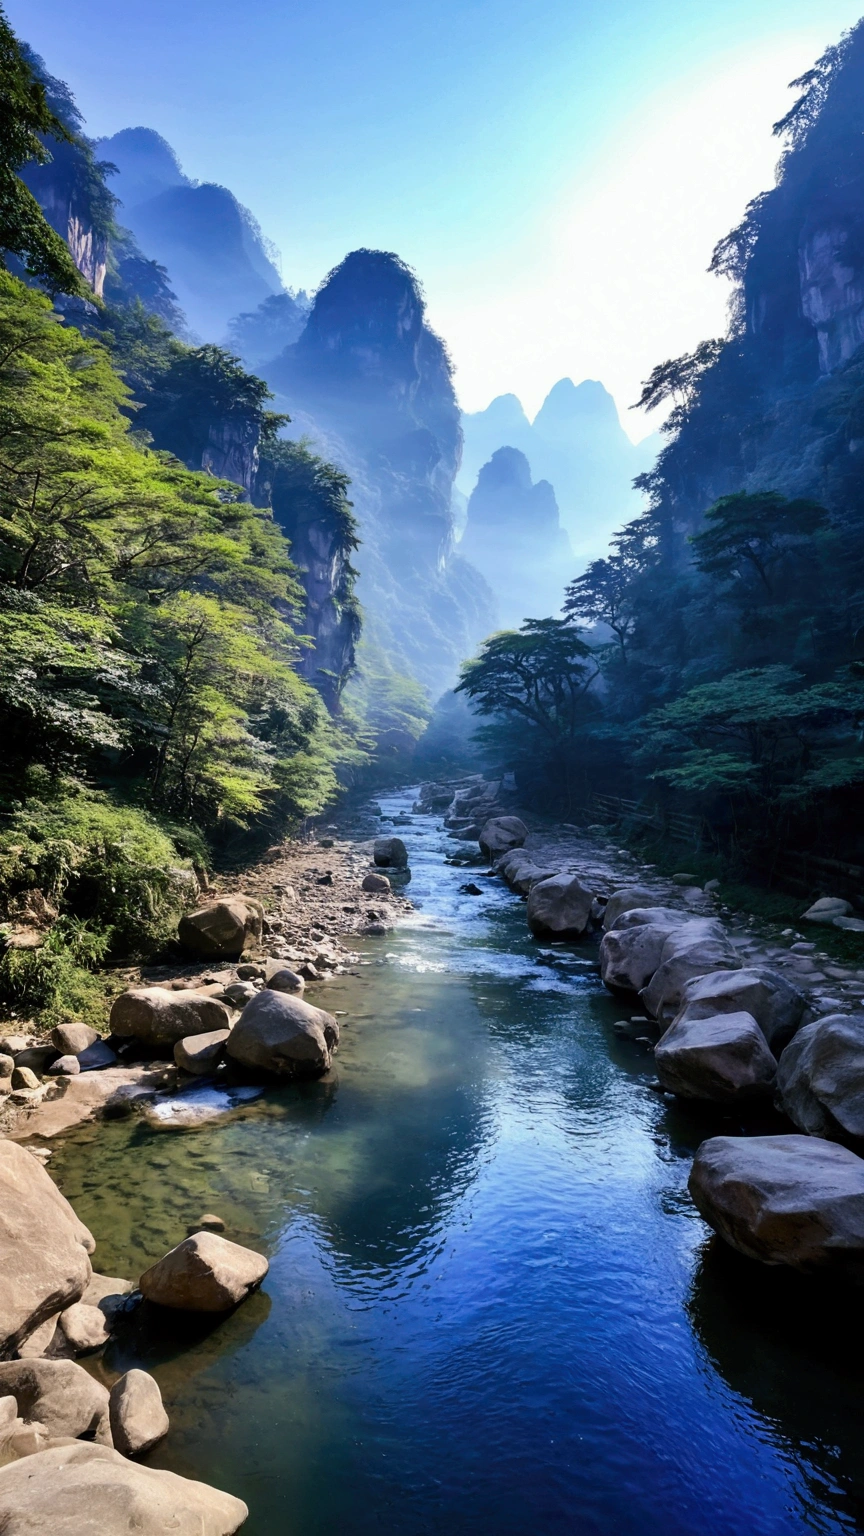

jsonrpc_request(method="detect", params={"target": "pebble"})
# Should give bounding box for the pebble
[197,1213,226,1231]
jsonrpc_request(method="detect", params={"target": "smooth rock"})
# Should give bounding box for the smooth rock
[0,1038,28,1059]
[672,966,806,1052]
[109,1370,169,1457]
[641,921,740,1022]
[479,816,528,859]
[600,922,683,994]
[16,1317,59,1361]
[47,1056,80,1077]
[81,1274,133,1321]
[0,1142,93,1357]
[265,968,305,996]
[139,1232,268,1312]
[495,849,558,895]
[50,1024,98,1057]
[672,873,696,885]
[221,981,257,1006]
[776,1013,864,1139]
[802,897,853,925]
[361,872,391,893]
[178,897,264,958]
[655,1011,777,1101]
[110,989,231,1047]
[603,888,663,929]
[197,1214,225,1232]
[373,837,408,868]
[226,989,337,1077]
[11,1068,40,1091]
[0,1442,248,1533]
[12,1048,57,1076]
[0,1360,111,1443]
[174,1029,231,1076]
[835,916,864,933]
[608,906,688,932]
[58,1304,110,1354]
[527,873,595,939]
[689,1133,864,1275]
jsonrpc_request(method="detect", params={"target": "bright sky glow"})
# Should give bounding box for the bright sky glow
[11,0,863,436]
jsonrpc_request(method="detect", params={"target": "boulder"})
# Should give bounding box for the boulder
[672,966,806,1053]
[16,1317,60,1361]
[373,837,408,868]
[265,968,305,996]
[13,1047,58,1076]
[688,1133,864,1275]
[139,1232,268,1312]
[178,897,263,958]
[0,1442,248,1533]
[640,920,740,1022]
[50,1024,99,1057]
[526,873,595,940]
[0,1037,28,1058]
[599,922,681,994]
[226,989,337,1077]
[80,1274,133,1324]
[802,896,852,925]
[110,988,231,1047]
[47,1056,80,1077]
[776,1013,864,1139]
[361,872,391,893]
[221,981,257,1007]
[108,1370,169,1457]
[495,850,558,895]
[58,1304,110,1354]
[479,816,528,859]
[174,1029,231,1077]
[0,1142,94,1358]
[602,887,664,930]
[0,1361,111,1444]
[609,907,690,932]
[11,1068,40,1091]
[655,1011,777,1101]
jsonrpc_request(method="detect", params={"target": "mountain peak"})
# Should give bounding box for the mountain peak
[533,377,619,431]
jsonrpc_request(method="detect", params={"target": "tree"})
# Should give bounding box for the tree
[631,339,723,434]
[690,491,828,592]
[563,517,659,663]
[0,12,89,294]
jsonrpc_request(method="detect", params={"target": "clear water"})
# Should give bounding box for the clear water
[49,790,864,1535]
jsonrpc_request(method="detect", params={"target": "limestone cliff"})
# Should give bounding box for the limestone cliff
[264,250,495,697]
[459,447,572,628]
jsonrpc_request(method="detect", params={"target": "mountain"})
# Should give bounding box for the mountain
[96,127,284,340]
[458,447,572,627]
[263,249,496,697]
[460,379,659,566]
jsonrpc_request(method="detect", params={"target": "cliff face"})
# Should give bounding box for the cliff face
[264,250,495,697]
[459,447,572,628]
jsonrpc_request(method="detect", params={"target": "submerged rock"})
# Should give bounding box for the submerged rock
[526,873,595,940]
[138,1232,268,1312]
[178,898,263,958]
[655,1011,777,1101]
[0,1142,94,1358]
[776,1013,864,1139]
[226,989,338,1077]
[108,1370,169,1457]
[689,1133,864,1276]
[0,1441,248,1533]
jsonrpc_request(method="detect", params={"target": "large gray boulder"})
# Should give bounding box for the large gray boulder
[602,887,665,929]
[526,873,595,939]
[50,1024,98,1056]
[139,1232,268,1312]
[801,896,852,926]
[110,989,231,1047]
[609,906,690,932]
[178,897,263,958]
[0,1143,94,1359]
[776,1013,864,1139]
[174,1029,231,1077]
[373,837,408,868]
[495,849,558,895]
[641,920,740,1022]
[655,1011,777,1101]
[479,816,527,859]
[109,1370,169,1457]
[689,1133,864,1275]
[0,1360,111,1444]
[673,967,806,1053]
[226,989,338,1077]
[599,921,683,994]
[0,1442,248,1533]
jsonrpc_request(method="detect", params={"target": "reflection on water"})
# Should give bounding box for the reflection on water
[49,790,864,1535]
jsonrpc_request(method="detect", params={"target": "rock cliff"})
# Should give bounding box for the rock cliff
[458,447,572,627]
[264,250,495,697]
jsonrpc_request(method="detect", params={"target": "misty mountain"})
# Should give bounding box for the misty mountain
[96,127,284,340]
[263,249,496,698]
[458,447,572,628]
[459,378,659,566]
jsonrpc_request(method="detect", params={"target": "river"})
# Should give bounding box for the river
[48,788,864,1535]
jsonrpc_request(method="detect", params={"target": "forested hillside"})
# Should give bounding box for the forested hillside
[459,24,864,873]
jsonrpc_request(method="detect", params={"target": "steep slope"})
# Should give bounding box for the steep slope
[458,447,572,627]
[97,127,283,341]
[264,249,495,698]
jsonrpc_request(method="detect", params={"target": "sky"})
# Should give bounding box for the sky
[11,0,864,437]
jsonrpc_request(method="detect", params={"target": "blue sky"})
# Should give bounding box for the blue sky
[12,0,863,426]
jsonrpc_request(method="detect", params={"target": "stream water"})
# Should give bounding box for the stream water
[48,789,864,1535]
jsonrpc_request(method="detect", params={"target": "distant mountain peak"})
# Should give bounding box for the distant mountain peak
[533,377,619,431]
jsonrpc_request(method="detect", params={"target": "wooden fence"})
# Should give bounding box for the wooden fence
[588,794,705,847]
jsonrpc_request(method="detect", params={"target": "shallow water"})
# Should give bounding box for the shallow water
[50,790,864,1535]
